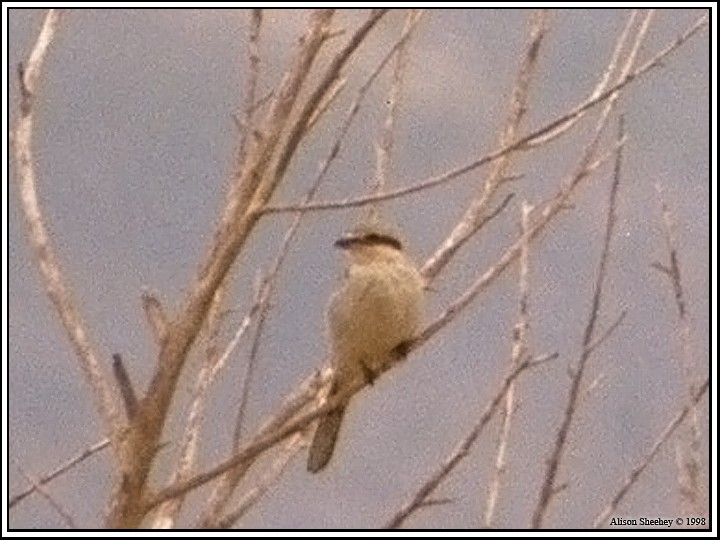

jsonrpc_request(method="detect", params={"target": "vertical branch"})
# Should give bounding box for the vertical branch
[483,201,533,527]
[197,272,283,527]
[372,10,423,201]
[233,9,263,173]
[654,188,702,517]
[148,11,268,526]
[10,9,122,447]
[531,116,625,528]
[147,294,256,528]
[232,276,274,446]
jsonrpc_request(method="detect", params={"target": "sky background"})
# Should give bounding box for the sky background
[6,8,711,530]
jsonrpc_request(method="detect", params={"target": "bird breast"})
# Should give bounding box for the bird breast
[327,260,423,375]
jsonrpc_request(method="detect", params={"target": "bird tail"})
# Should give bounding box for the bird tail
[307,401,346,473]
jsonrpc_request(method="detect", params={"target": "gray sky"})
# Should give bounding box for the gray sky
[7,8,710,529]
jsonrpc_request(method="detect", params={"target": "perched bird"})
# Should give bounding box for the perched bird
[307,222,425,473]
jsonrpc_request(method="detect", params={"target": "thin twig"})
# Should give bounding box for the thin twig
[178,370,327,526]
[654,187,702,515]
[260,13,706,219]
[197,273,278,525]
[146,369,358,509]
[483,201,533,527]
[385,353,558,529]
[9,438,110,508]
[417,137,623,354]
[423,9,548,281]
[373,10,424,198]
[148,288,255,527]
[232,275,273,445]
[211,435,305,529]
[17,467,79,529]
[307,77,347,131]
[531,115,626,528]
[527,9,638,148]
[233,8,263,172]
[593,378,709,528]
[263,10,390,208]
[586,309,627,356]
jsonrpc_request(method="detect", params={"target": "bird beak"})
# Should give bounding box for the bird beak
[334,234,358,250]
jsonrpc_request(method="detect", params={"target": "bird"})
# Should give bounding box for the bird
[307,221,425,473]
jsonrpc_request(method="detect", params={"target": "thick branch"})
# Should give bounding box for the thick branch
[106,10,336,529]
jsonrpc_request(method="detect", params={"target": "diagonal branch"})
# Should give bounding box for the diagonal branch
[107,10,338,529]
[385,353,558,529]
[260,12,707,219]
[423,9,548,281]
[593,378,709,528]
[17,466,79,529]
[9,438,110,508]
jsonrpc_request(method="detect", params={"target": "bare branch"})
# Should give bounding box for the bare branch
[17,467,79,529]
[9,438,109,508]
[531,115,626,528]
[210,435,305,529]
[112,354,138,420]
[527,9,638,148]
[423,9,548,281]
[233,8,263,172]
[586,309,627,356]
[593,378,709,528]
[655,188,689,322]
[147,370,353,509]
[11,9,123,447]
[373,10,424,197]
[416,135,622,353]
[106,10,339,528]
[148,290,256,528]
[197,275,277,524]
[260,13,706,218]
[654,187,703,515]
[385,353,557,529]
[483,200,533,527]
[262,9,390,208]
